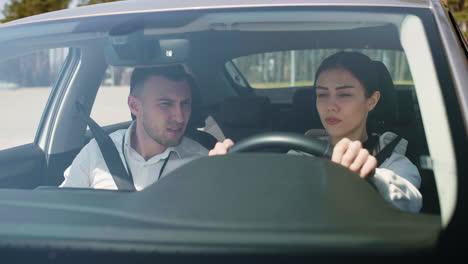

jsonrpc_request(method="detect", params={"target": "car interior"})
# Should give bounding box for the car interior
[0,9,440,218]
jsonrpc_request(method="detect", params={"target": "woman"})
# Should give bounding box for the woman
[209,51,422,213]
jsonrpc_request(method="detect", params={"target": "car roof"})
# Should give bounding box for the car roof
[1,0,432,28]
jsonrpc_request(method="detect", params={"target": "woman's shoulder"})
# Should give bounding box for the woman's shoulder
[376,131,409,155]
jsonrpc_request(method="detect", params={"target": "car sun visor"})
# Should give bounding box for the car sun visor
[105,31,190,66]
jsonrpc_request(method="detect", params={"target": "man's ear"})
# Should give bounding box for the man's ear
[128,95,141,118]
[367,91,381,111]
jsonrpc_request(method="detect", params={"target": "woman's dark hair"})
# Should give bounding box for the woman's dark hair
[313,51,398,134]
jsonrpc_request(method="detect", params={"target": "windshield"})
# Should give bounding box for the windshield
[0,5,459,255]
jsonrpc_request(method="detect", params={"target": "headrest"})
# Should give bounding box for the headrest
[292,88,322,129]
[292,88,315,113]
[218,96,271,127]
[187,108,208,129]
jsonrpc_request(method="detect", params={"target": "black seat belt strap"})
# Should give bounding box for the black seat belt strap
[76,102,136,191]
[375,135,402,166]
[365,135,402,189]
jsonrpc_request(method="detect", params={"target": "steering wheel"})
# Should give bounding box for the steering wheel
[228,132,333,158]
[228,132,378,189]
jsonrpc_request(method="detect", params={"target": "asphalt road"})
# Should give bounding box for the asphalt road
[0,86,130,150]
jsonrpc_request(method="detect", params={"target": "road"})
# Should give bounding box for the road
[0,86,130,150]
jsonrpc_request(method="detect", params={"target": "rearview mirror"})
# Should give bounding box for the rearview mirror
[105,32,190,66]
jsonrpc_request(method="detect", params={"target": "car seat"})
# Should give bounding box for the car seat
[184,75,218,149]
[373,61,439,214]
[283,88,323,134]
[213,96,273,142]
[186,111,218,150]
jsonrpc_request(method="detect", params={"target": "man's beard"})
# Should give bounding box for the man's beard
[156,133,183,147]
[142,117,184,147]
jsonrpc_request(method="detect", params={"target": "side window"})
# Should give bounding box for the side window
[0,48,69,150]
[91,66,134,126]
[225,61,249,88]
[229,49,413,103]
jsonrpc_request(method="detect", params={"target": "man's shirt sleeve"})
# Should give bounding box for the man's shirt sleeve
[59,140,95,188]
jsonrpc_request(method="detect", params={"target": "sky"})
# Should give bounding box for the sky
[0,0,80,20]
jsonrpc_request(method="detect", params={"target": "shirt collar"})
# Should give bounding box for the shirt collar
[124,121,183,162]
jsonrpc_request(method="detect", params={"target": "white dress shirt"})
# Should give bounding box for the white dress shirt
[60,122,208,191]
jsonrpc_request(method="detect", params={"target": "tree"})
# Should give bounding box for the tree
[78,0,122,6]
[447,0,468,38]
[1,0,72,23]
[448,0,466,12]
[1,0,73,86]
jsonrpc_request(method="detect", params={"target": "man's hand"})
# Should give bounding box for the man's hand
[331,138,377,178]
[208,139,235,156]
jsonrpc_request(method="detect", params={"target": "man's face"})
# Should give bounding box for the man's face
[131,75,192,147]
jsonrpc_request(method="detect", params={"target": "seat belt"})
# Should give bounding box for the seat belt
[76,102,136,191]
[375,135,402,166]
[365,135,402,189]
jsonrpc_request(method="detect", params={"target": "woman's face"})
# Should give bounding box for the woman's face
[315,67,380,142]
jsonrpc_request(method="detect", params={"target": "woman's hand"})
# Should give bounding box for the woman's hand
[332,138,377,178]
[208,139,235,156]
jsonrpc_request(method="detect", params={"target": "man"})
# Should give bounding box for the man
[60,65,208,190]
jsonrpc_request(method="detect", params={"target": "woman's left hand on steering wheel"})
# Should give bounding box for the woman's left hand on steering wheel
[332,138,377,178]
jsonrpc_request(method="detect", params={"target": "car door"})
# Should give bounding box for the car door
[0,48,72,189]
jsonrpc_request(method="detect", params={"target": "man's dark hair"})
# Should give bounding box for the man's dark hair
[129,65,203,126]
[130,65,189,98]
